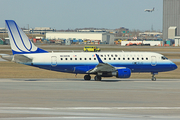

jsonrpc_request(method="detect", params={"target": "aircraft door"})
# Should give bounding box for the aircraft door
[151,56,156,66]
[51,56,57,67]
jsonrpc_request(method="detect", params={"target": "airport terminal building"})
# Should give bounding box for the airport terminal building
[46,32,114,44]
[163,0,180,39]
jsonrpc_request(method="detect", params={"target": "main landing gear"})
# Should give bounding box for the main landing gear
[94,75,101,81]
[84,75,102,81]
[151,72,157,81]
[84,75,91,80]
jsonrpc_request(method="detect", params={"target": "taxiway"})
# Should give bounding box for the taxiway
[0,78,180,119]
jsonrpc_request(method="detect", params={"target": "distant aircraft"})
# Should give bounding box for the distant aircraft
[1,20,177,81]
[144,7,155,12]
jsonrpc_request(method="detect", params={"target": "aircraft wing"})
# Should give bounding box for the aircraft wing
[86,54,125,73]
[86,62,116,73]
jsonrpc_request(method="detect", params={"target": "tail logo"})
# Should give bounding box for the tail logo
[5,20,38,54]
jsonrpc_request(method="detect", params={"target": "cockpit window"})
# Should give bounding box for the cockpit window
[161,56,168,60]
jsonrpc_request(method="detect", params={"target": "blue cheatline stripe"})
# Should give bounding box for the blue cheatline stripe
[5,20,24,53]
[14,21,32,51]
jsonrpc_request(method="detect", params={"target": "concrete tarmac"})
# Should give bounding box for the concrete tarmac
[0,78,180,120]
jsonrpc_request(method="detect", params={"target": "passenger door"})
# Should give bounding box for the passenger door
[51,56,57,67]
[151,56,157,66]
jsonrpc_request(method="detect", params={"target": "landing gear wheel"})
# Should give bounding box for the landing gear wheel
[84,75,91,80]
[152,77,156,81]
[151,72,158,81]
[94,75,101,81]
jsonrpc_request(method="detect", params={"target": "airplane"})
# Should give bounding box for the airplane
[144,7,155,12]
[1,20,177,81]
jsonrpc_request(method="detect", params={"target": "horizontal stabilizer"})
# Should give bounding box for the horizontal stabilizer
[0,54,13,61]
[13,54,32,63]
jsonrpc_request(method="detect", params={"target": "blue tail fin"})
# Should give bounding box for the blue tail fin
[5,20,48,54]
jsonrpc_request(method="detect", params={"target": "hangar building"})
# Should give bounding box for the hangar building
[163,0,180,39]
[46,32,114,44]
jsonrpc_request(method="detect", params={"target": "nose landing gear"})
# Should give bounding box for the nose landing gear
[151,72,158,81]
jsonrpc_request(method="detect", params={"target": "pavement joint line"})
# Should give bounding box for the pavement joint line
[1,107,180,110]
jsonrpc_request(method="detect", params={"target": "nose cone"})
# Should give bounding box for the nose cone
[172,63,178,70]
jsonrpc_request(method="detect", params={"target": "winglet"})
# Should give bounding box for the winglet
[95,54,103,63]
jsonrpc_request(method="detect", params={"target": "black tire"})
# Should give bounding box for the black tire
[151,77,156,81]
[84,75,91,80]
[94,75,101,81]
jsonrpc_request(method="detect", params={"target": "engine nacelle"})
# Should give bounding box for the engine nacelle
[116,68,131,78]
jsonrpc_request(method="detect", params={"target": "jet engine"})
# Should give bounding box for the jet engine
[116,68,131,78]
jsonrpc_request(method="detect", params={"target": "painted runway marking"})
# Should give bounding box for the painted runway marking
[1,107,180,110]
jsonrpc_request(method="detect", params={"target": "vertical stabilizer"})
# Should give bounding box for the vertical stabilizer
[5,20,48,54]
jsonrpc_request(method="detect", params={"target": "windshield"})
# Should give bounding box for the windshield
[161,56,168,60]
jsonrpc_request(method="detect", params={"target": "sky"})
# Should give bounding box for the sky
[0,0,163,31]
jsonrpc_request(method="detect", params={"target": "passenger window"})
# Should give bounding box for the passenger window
[137,58,139,60]
[101,55,103,57]
[132,58,134,60]
[142,58,144,60]
[70,58,72,60]
[118,58,120,60]
[146,58,148,60]
[114,58,116,60]
[89,58,91,60]
[123,58,125,60]
[75,58,77,60]
[61,58,63,60]
[80,58,82,60]
[109,58,111,60]
[111,55,113,57]
[94,58,96,60]
[65,58,67,60]
[128,58,130,60]
[104,58,106,60]
[84,58,86,60]
[115,55,117,57]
